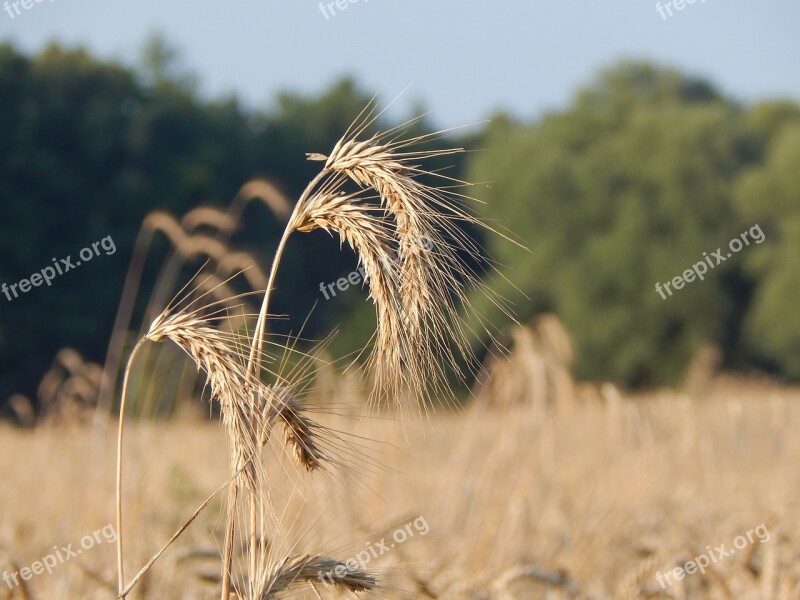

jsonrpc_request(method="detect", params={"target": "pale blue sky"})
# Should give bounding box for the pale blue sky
[1,0,798,126]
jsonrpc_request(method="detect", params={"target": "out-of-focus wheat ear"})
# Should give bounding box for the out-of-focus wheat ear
[259,554,376,598]
[96,210,186,424]
[233,178,292,221]
[215,251,268,291]
[182,205,237,236]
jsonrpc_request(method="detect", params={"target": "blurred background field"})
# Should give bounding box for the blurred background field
[1,2,799,599]
[4,380,800,598]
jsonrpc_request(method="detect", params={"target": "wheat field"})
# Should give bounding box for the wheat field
[3,110,799,600]
[2,380,800,599]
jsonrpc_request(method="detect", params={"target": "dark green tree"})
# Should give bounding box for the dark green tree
[467,62,755,386]
[734,108,800,377]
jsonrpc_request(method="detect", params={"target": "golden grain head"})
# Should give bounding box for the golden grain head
[145,310,266,492]
[258,386,331,472]
[287,117,503,410]
[114,106,513,600]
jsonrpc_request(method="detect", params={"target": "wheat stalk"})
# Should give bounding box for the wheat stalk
[227,110,499,596]
[115,103,503,600]
[247,112,498,411]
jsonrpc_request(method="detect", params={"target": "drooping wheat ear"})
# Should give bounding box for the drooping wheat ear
[146,310,265,493]
[297,123,494,408]
[260,386,331,472]
[235,179,292,221]
[182,206,237,236]
[216,251,268,290]
[291,188,412,402]
[116,305,266,596]
[248,109,506,411]
[257,554,376,598]
[145,308,277,600]
[117,303,349,598]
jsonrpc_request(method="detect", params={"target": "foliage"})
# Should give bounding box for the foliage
[1,46,798,401]
[467,62,798,386]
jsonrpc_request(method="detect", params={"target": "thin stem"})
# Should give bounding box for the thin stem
[226,171,325,599]
[249,493,257,595]
[96,227,154,427]
[246,171,326,382]
[115,337,147,597]
[220,477,239,599]
[246,224,293,381]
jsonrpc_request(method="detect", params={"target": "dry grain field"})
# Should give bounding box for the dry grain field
[3,383,800,599]
[2,108,799,600]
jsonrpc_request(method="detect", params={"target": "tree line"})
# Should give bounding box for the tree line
[0,40,798,405]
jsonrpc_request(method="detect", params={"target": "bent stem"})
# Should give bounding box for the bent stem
[96,227,156,426]
[246,172,325,382]
[115,338,147,598]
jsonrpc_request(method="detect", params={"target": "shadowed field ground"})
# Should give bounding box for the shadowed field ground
[2,386,800,599]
